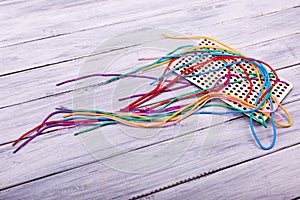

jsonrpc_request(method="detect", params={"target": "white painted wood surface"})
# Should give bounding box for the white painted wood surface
[154,145,300,200]
[0,0,299,199]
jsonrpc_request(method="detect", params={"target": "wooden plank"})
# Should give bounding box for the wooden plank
[0,3,299,76]
[0,0,298,47]
[0,16,299,110]
[0,65,298,193]
[152,145,300,200]
[0,95,299,199]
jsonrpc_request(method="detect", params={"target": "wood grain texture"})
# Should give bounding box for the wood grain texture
[0,1,299,76]
[0,9,299,108]
[151,145,300,200]
[1,34,299,145]
[0,0,299,199]
[0,65,299,198]
[0,0,298,48]
[1,99,299,199]
[0,33,298,112]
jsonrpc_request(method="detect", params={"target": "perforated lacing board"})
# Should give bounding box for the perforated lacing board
[170,38,293,125]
